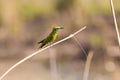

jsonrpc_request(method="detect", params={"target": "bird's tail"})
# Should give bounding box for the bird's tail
[38,40,44,44]
[38,40,45,48]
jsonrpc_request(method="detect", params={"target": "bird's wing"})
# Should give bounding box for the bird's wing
[44,34,53,43]
[38,31,53,44]
[39,35,53,48]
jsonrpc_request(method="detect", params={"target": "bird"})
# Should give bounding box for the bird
[38,25,64,48]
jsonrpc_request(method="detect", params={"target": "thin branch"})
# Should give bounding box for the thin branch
[73,36,87,57]
[83,51,94,80]
[110,0,120,46]
[0,26,87,80]
[72,36,92,80]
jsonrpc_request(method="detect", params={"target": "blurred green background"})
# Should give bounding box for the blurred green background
[0,0,120,80]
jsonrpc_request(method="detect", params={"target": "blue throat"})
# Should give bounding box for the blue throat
[55,29,59,33]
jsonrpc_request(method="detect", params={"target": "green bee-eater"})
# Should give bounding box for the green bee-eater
[38,25,63,48]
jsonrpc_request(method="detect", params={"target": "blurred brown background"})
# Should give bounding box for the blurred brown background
[0,0,120,80]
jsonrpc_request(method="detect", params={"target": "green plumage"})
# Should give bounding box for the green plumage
[38,26,63,48]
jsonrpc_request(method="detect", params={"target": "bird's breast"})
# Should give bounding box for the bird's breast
[52,34,58,41]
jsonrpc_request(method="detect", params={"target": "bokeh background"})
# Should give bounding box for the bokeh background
[0,0,120,80]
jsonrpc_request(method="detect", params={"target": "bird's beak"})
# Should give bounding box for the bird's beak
[59,27,64,29]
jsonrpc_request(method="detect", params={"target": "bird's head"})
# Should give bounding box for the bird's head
[53,25,64,33]
[53,25,64,29]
